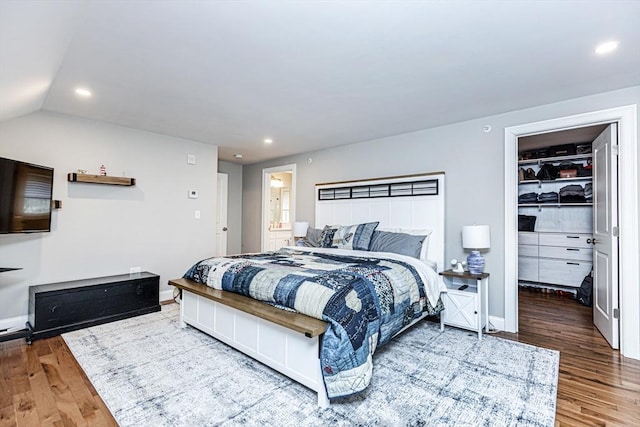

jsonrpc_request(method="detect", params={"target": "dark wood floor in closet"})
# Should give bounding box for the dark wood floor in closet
[1,290,638,426]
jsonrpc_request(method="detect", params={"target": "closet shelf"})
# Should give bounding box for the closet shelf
[67,173,136,186]
[518,153,592,166]
[519,176,592,184]
[518,203,593,208]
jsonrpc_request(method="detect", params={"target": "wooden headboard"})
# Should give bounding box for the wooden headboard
[315,172,445,271]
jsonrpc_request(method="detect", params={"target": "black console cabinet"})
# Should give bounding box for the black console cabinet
[28,272,161,341]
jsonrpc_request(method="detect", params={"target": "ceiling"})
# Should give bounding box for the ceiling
[1,1,639,164]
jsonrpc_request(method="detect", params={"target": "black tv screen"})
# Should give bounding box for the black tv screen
[0,157,54,234]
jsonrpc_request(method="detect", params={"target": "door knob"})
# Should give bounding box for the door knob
[587,238,597,244]
[222,227,228,231]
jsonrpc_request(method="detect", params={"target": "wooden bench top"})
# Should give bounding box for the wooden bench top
[169,278,327,338]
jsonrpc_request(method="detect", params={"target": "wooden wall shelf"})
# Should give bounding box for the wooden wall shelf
[67,173,135,186]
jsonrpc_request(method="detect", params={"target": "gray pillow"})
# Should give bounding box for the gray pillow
[368,230,426,259]
[302,227,323,247]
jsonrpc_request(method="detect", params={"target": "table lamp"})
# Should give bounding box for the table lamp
[462,225,490,274]
[293,221,309,246]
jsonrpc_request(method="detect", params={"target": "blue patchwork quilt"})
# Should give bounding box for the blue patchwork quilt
[183,247,445,399]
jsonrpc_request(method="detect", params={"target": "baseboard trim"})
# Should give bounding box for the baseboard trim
[160,289,174,303]
[489,315,505,332]
[0,315,28,332]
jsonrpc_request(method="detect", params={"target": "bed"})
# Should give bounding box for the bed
[170,172,447,407]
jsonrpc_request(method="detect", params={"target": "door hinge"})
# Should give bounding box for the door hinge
[613,308,620,319]
[612,226,619,237]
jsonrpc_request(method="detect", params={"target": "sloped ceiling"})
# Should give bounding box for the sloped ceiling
[1,1,639,164]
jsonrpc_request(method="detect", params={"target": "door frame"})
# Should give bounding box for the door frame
[215,172,228,256]
[261,163,297,251]
[503,104,638,360]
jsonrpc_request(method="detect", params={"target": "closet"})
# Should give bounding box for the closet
[517,124,606,292]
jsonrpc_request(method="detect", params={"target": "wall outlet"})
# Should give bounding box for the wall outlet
[194,210,201,219]
[187,154,196,165]
[130,266,141,274]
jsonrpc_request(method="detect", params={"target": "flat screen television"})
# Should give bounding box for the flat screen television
[0,157,54,234]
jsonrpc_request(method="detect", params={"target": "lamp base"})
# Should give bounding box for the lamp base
[467,251,485,274]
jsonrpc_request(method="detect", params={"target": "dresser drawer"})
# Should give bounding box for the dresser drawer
[518,232,538,246]
[538,259,591,287]
[518,256,539,282]
[538,232,592,248]
[518,244,538,257]
[539,246,592,261]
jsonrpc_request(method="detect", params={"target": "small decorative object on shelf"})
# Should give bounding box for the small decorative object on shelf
[462,225,490,274]
[99,165,107,176]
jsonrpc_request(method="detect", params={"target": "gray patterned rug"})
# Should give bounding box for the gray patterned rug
[63,305,558,426]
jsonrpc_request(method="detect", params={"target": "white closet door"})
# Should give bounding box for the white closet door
[592,124,619,349]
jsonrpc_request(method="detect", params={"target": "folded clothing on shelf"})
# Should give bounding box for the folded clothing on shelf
[538,192,559,203]
[519,192,539,203]
[559,184,586,203]
[584,183,593,201]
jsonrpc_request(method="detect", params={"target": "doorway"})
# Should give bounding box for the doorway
[261,164,297,251]
[504,105,639,360]
[516,123,615,343]
[215,173,228,256]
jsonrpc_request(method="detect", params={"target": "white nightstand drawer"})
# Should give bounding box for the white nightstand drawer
[539,232,592,248]
[518,244,538,257]
[538,259,592,287]
[539,246,592,261]
[518,232,538,245]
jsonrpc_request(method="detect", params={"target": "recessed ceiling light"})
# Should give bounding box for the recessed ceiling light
[233,154,243,159]
[74,87,92,97]
[264,138,273,144]
[595,41,619,55]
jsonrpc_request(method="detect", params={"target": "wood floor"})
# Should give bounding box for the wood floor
[1,290,638,426]
[495,289,640,426]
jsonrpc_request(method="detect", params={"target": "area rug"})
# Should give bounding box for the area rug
[63,305,558,426]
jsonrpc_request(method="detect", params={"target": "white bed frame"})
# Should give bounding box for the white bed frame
[178,172,446,407]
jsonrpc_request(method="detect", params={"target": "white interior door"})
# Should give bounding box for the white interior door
[592,124,619,349]
[216,173,228,257]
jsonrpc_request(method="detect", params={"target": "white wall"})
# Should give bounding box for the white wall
[0,111,218,324]
[242,86,640,321]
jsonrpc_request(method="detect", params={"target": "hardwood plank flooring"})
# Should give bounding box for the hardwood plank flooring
[1,290,638,426]
[495,289,640,427]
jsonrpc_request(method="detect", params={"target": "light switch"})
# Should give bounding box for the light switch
[194,210,201,219]
[187,154,196,165]
[188,189,198,199]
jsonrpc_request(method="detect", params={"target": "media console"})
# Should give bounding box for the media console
[28,272,160,342]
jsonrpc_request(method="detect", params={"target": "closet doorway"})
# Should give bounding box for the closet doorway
[504,105,639,360]
[516,124,618,347]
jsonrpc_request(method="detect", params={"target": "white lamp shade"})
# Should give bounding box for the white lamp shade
[293,221,309,238]
[462,225,490,250]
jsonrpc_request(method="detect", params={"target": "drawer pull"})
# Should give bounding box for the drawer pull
[566,248,579,251]
[566,262,580,265]
[566,236,580,239]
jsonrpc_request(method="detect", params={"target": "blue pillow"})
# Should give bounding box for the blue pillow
[322,222,379,251]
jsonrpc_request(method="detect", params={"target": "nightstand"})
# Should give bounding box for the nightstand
[439,270,489,339]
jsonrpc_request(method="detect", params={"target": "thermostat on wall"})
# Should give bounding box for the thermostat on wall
[188,189,198,199]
